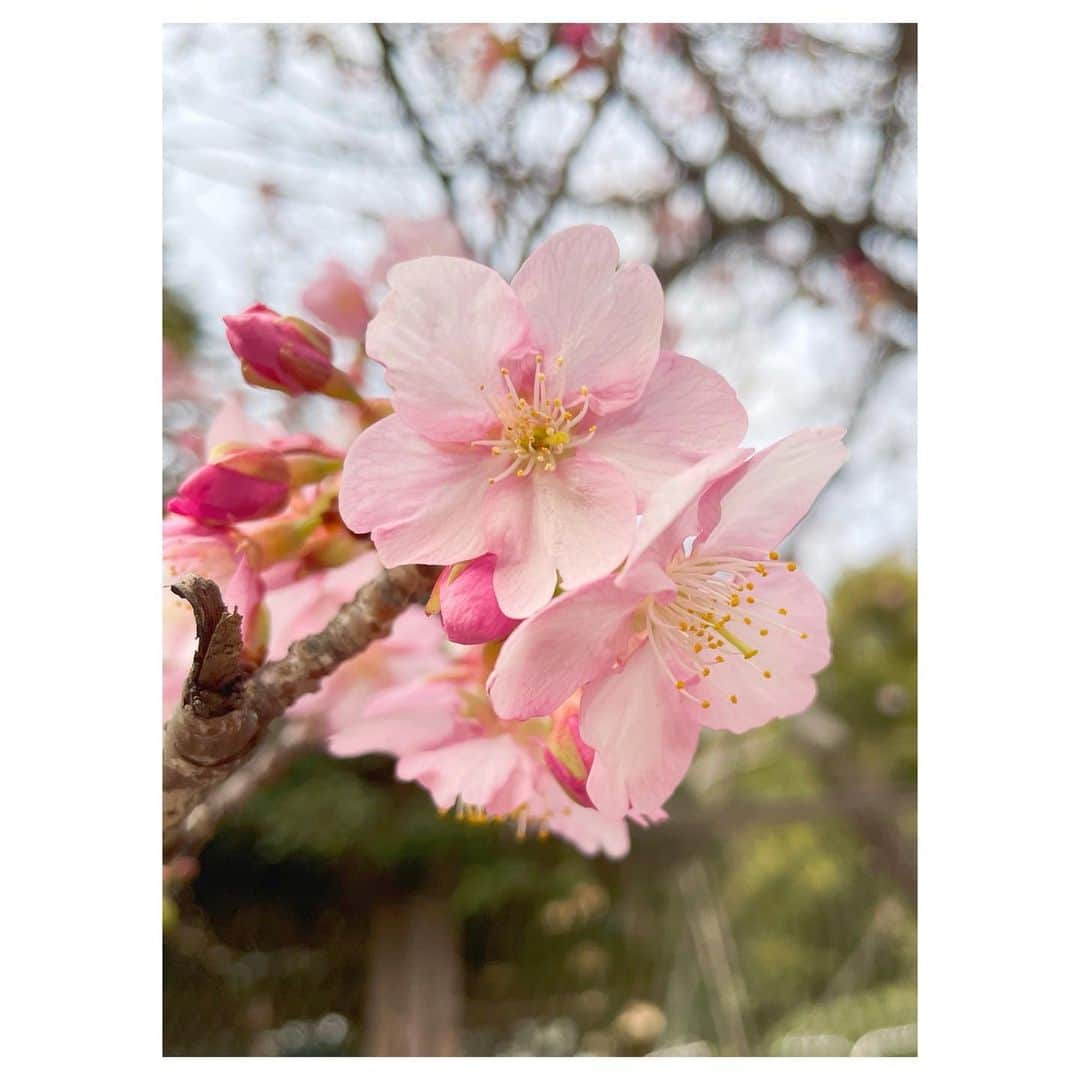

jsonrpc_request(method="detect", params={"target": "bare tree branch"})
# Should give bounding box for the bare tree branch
[163,563,439,856]
[375,24,459,219]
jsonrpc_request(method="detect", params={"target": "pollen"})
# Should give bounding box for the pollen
[700,700,711,709]
[778,607,788,615]
[759,629,768,637]
[743,616,752,625]
[693,643,703,653]
[675,679,686,690]
[787,562,797,572]
[474,357,597,484]
[763,670,772,679]
[769,552,779,561]
[702,667,711,676]
[729,694,738,704]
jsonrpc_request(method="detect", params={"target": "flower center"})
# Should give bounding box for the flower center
[473,355,597,483]
[644,550,806,711]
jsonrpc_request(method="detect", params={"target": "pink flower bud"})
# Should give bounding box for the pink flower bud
[302,260,372,339]
[167,446,290,525]
[544,702,595,809]
[428,554,521,645]
[223,304,359,401]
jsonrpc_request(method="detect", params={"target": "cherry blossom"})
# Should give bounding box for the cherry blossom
[488,429,848,816]
[340,224,747,618]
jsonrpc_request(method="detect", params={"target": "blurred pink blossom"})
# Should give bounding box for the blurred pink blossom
[370,217,470,285]
[329,648,650,857]
[302,260,372,339]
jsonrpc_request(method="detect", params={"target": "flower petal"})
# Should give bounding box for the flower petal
[615,447,752,598]
[340,414,496,566]
[510,225,663,414]
[699,428,848,555]
[487,576,640,719]
[588,351,748,505]
[580,643,700,816]
[326,680,460,758]
[699,569,830,734]
[397,732,533,812]
[365,256,528,441]
[485,454,637,618]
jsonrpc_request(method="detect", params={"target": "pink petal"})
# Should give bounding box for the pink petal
[580,643,700,816]
[205,394,283,451]
[698,568,831,734]
[326,680,460,758]
[616,447,753,598]
[340,414,496,567]
[484,454,637,618]
[365,256,528,441]
[699,428,848,555]
[533,774,631,859]
[588,351,748,506]
[487,576,640,719]
[397,732,532,812]
[510,225,663,415]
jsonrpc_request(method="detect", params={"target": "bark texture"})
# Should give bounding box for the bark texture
[163,563,439,856]
[365,891,464,1055]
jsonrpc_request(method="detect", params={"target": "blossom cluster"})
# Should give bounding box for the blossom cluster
[164,221,845,857]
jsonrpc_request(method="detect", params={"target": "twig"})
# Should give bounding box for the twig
[163,563,439,856]
[515,27,625,263]
[656,29,916,314]
[374,24,458,218]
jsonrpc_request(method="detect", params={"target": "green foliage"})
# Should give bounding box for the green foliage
[818,561,917,784]
[163,287,200,356]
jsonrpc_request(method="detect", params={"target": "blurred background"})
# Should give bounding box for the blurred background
[163,22,916,1057]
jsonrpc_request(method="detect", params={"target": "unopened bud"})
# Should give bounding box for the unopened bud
[223,304,360,401]
[167,446,290,525]
[543,701,595,809]
[429,554,521,645]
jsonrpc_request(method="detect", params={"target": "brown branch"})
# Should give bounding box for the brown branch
[163,563,439,857]
[515,28,624,263]
[653,28,916,314]
[374,24,458,218]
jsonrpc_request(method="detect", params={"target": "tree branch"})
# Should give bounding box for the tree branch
[654,29,916,314]
[374,24,458,218]
[163,563,439,856]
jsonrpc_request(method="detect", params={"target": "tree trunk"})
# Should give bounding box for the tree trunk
[365,890,464,1055]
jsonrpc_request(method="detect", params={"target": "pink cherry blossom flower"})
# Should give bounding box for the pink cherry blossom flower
[327,648,648,858]
[340,225,747,618]
[302,260,372,339]
[265,555,449,737]
[429,554,521,645]
[488,428,848,817]
[369,217,470,285]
